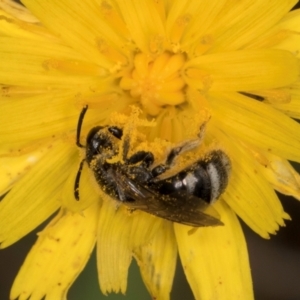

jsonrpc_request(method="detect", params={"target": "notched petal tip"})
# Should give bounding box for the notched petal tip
[175,200,254,300]
[254,151,300,201]
[134,221,177,300]
[10,203,99,300]
[97,198,165,295]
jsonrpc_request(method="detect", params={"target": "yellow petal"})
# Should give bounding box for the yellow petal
[117,0,166,54]
[175,200,253,300]
[249,149,300,200]
[209,122,288,238]
[97,197,164,294]
[184,49,298,91]
[247,88,291,105]
[0,90,123,150]
[249,9,300,58]
[0,141,74,248]
[0,0,39,23]
[271,81,300,119]
[0,143,50,196]
[0,7,52,40]
[0,37,106,88]
[206,0,297,53]
[166,0,227,53]
[166,0,291,54]
[98,0,130,41]
[0,91,77,150]
[22,0,125,69]
[274,9,300,57]
[134,221,177,300]
[11,203,99,300]
[210,91,300,162]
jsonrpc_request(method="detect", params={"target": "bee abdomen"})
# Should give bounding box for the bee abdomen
[199,150,231,203]
[183,150,231,203]
[155,150,231,204]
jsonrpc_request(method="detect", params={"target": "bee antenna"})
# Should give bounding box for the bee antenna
[74,159,85,201]
[76,105,89,148]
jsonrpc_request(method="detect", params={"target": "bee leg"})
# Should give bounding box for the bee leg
[167,123,207,163]
[151,145,192,178]
[74,159,85,200]
[121,133,155,167]
[121,134,130,161]
[126,151,154,167]
[76,105,88,148]
[151,123,207,178]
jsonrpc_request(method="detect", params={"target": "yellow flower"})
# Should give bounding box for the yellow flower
[1,0,300,299]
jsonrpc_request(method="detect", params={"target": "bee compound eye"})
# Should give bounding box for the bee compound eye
[86,126,103,144]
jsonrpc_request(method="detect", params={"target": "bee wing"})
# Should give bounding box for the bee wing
[110,168,157,208]
[158,191,223,227]
[111,169,223,227]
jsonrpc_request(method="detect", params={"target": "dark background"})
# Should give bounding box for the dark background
[1,1,300,299]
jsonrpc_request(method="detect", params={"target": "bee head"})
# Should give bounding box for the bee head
[85,126,122,164]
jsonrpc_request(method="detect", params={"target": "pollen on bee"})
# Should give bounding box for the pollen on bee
[108,106,184,163]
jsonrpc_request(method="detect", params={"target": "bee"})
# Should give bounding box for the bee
[75,106,231,227]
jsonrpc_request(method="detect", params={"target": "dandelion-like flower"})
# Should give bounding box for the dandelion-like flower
[1,0,300,299]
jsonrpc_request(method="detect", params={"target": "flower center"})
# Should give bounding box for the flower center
[120,52,187,116]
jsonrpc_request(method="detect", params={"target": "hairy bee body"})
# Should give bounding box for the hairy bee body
[75,106,231,227]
